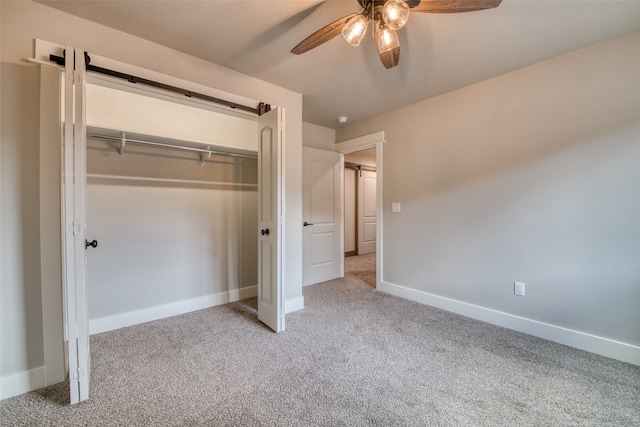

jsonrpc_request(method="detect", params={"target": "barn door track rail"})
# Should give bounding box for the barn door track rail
[49,51,271,116]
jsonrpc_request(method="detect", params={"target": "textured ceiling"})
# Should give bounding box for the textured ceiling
[37,0,640,129]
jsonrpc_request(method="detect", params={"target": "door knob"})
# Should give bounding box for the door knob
[303,221,314,227]
[261,228,270,236]
[85,239,98,249]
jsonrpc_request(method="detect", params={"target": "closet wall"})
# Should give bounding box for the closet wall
[85,81,259,333]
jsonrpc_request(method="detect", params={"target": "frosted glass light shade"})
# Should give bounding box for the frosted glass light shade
[376,20,400,53]
[382,0,410,31]
[342,13,369,46]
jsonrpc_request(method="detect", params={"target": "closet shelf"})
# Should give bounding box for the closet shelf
[86,125,258,160]
[87,173,258,189]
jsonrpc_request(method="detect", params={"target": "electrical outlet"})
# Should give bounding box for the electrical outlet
[391,202,401,213]
[514,281,525,296]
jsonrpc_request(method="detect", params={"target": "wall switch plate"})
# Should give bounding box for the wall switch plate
[392,202,401,213]
[514,281,525,296]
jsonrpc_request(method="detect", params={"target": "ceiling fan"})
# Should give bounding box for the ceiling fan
[291,0,502,69]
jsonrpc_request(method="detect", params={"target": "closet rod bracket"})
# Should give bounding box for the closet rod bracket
[200,146,212,166]
[119,132,126,157]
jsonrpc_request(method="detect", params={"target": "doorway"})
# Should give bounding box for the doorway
[84,77,261,334]
[335,132,384,289]
[344,148,377,256]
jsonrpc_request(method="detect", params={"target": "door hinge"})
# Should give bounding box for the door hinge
[70,368,86,382]
[71,221,82,236]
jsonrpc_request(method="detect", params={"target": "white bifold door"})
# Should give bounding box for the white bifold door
[62,46,91,404]
[302,147,344,286]
[257,108,285,332]
[358,170,377,255]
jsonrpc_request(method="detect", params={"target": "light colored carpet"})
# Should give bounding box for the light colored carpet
[1,253,639,426]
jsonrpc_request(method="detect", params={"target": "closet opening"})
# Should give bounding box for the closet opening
[42,43,285,404]
[83,74,260,334]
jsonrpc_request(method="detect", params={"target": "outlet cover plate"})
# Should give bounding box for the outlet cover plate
[514,281,525,296]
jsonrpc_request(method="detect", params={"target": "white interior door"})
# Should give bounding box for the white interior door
[62,47,90,404]
[344,168,357,254]
[358,170,377,255]
[257,108,284,332]
[302,147,344,286]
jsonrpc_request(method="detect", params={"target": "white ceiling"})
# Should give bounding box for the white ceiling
[37,0,640,129]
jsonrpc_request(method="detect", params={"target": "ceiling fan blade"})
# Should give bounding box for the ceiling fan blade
[410,0,502,13]
[291,13,360,55]
[379,46,400,69]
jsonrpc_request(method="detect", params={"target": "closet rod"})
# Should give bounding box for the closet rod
[87,133,257,159]
[49,53,271,116]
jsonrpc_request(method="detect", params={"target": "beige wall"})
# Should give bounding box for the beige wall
[302,121,335,151]
[1,49,46,382]
[337,32,640,362]
[1,0,302,397]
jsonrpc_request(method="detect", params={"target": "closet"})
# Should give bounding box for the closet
[84,79,259,334]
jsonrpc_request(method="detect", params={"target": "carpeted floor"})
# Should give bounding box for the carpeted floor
[1,253,639,426]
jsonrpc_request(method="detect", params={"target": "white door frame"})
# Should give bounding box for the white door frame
[335,131,385,288]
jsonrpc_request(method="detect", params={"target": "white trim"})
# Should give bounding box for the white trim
[27,57,64,70]
[89,286,258,335]
[0,367,46,401]
[379,280,640,366]
[285,296,305,314]
[335,131,385,154]
[375,141,383,289]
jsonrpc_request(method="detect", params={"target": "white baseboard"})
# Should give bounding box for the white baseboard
[0,366,46,401]
[90,286,258,335]
[379,281,640,366]
[285,295,305,314]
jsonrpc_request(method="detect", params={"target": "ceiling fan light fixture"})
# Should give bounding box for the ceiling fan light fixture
[375,20,400,54]
[291,0,502,69]
[382,0,410,30]
[342,13,369,46]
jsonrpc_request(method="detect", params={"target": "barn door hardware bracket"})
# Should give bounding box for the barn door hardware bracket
[49,52,265,116]
[258,102,271,116]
